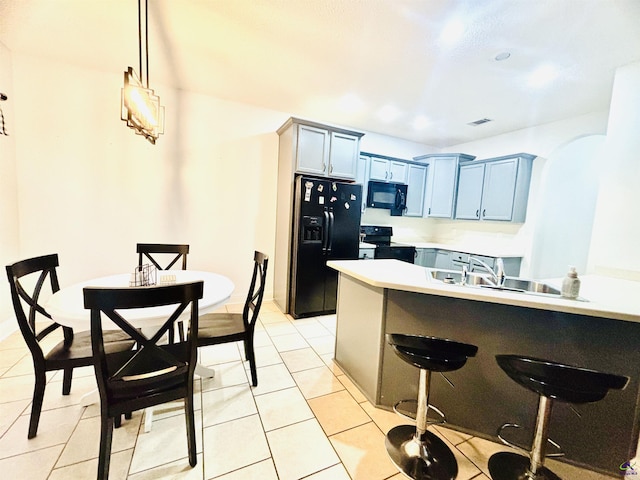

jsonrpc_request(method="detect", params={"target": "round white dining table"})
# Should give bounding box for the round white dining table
[45,270,235,331]
[44,270,234,414]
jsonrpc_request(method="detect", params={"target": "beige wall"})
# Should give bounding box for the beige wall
[589,62,640,279]
[0,42,19,336]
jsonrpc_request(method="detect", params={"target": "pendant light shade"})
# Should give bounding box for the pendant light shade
[121,67,164,143]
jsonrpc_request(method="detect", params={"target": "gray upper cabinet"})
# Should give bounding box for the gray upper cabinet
[454,153,535,223]
[361,152,423,216]
[329,131,361,178]
[369,157,408,183]
[356,155,370,212]
[279,118,364,180]
[296,124,329,176]
[414,153,476,218]
[455,162,488,220]
[405,163,427,217]
[369,157,389,180]
[482,159,519,220]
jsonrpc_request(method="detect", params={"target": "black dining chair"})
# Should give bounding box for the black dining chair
[197,251,268,387]
[5,254,135,439]
[136,243,189,271]
[83,281,203,480]
[136,243,190,343]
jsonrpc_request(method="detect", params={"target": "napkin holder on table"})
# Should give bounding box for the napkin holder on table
[129,264,157,287]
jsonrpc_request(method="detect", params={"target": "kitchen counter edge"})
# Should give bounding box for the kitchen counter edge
[327,259,640,324]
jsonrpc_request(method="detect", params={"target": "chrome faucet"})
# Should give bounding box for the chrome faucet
[469,257,505,286]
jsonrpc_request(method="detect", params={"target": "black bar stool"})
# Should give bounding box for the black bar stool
[385,333,478,480]
[489,354,629,480]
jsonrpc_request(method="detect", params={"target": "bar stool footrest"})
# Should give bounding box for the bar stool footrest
[498,423,565,458]
[393,400,417,421]
[393,400,446,425]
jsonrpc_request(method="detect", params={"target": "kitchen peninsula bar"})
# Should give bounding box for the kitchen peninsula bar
[328,259,640,476]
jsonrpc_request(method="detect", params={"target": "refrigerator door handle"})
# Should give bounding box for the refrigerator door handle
[322,209,330,253]
[327,211,335,254]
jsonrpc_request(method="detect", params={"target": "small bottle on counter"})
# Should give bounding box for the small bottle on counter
[561,266,581,299]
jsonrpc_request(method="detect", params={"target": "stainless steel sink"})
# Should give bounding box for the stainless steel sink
[480,278,561,296]
[427,270,492,286]
[428,270,462,283]
[427,269,564,297]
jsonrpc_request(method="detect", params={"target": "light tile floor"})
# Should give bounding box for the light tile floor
[0,302,616,479]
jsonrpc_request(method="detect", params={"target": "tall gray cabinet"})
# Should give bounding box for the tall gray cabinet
[273,117,364,313]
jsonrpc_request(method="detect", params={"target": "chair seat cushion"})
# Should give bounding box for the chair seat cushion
[198,312,246,339]
[46,330,135,365]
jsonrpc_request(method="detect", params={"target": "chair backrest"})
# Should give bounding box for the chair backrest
[137,243,189,270]
[83,281,203,408]
[6,254,70,361]
[243,251,269,329]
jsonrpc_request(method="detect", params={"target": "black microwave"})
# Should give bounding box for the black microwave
[366,181,408,216]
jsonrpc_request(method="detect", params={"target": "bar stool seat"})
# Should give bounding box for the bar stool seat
[489,354,629,480]
[385,333,478,480]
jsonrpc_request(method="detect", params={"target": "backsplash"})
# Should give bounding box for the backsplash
[432,219,526,252]
[361,208,527,254]
[361,208,436,241]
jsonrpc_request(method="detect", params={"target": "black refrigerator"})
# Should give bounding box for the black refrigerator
[290,175,362,318]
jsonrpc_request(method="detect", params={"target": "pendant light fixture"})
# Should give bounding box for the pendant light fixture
[121,0,164,144]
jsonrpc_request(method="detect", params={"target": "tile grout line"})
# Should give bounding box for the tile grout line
[260,314,356,480]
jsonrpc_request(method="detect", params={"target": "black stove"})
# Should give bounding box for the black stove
[360,225,416,264]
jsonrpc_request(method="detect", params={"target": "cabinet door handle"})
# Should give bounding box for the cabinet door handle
[322,162,326,172]
[385,171,388,179]
[482,209,486,218]
[475,209,480,218]
[329,164,333,174]
[390,172,393,179]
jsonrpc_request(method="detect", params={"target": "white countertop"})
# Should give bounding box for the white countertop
[327,259,640,323]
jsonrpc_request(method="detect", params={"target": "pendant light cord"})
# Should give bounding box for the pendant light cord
[137,0,150,88]
[138,0,142,86]
[145,0,149,88]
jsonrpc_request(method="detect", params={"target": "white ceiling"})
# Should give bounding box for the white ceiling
[1,0,640,147]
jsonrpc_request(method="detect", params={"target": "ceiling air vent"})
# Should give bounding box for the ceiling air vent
[467,118,492,126]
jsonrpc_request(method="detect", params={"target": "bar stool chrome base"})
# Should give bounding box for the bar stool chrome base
[488,451,561,480]
[385,334,477,480]
[385,425,457,480]
[488,355,629,480]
